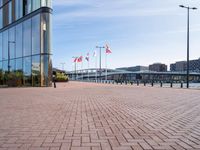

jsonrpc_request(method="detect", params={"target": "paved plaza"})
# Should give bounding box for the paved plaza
[0,82,200,150]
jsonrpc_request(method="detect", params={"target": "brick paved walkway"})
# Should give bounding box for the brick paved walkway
[0,82,200,150]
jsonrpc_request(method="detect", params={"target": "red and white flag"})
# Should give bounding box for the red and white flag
[85,53,89,61]
[77,56,83,63]
[105,44,112,54]
[74,57,78,63]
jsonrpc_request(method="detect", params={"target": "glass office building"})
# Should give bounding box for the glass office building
[0,0,52,87]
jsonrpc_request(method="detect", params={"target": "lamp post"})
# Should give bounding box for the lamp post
[96,46,105,81]
[8,41,15,73]
[60,62,66,71]
[179,5,197,88]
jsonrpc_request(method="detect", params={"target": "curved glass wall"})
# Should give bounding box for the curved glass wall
[0,2,52,87]
[0,0,52,30]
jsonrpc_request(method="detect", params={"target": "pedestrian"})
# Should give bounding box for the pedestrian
[53,72,56,88]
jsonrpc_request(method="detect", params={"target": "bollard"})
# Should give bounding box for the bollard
[137,81,139,86]
[131,82,133,85]
[151,81,154,87]
[170,82,173,88]
[160,82,163,87]
[181,82,183,88]
[144,82,146,86]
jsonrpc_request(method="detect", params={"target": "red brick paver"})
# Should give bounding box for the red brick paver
[0,82,200,150]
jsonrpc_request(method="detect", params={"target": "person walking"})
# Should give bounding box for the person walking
[52,72,56,88]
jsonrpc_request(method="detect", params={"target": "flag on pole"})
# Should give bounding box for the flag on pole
[77,56,83,63]
[74,57,78,62]
[85,53,89,61]
[105,44,112,54]
[93,51,97,57]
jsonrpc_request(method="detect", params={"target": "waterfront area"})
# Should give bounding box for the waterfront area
[0,82,200,150]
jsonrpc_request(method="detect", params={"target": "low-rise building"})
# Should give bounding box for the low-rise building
[116,66,149,72]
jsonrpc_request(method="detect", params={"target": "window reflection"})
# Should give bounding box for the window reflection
[41,13,51,54]
[15,0,23,20]
[23,19,31,56]
[16,23,23,58]
[23,57,32,86]
[0,33,2,61]
[0,61,2,85]
[9,27,16,59]
[32,14,40,55]
[32,55,41,86]
[2,31,8,60]
[32,0,40,11]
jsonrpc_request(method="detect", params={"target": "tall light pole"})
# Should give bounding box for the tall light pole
[179,5,197,88]
[96,46,105,81]
[8,41,15,73]
[60,62,66,71]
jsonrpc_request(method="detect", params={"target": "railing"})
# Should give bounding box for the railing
[70,79,200,89]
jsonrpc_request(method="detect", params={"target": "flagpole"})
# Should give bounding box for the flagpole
[82,60,83,81]
[105,53,107,81]
[88,60,89,80]
[95,54,97,82]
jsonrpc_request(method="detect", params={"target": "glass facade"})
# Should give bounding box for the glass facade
[0,0,52,87]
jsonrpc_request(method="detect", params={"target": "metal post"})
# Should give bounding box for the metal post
[179,5,197,88]
[96,46,105,81]
[187,8,189,89]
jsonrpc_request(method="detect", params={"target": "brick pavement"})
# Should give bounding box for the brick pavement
[0,82,200,150]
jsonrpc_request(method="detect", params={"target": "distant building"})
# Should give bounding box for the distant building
[170,63,176,72]
[116,66,149,72]
[189,58,200,72]
[170,58,200,72]
[149,63,167,72]
[176,61,187,72]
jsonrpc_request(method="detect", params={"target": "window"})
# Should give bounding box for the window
[10,59,15,72]
[41,55,50,86]
[0,61,2,85]
[2,31,8,60]
[0,33,2,61]
[3,3,9,26]
[0,8,2,29]
[32,14,40,55]
[16,58,22,72]
[8,1,12,24]
[32,55,40,86]
[23,57,32,86]
[41,13,51,54]
[2,60,8,72]
[16,23,23,58]
[32,0,40,11]
[27,0,31,13]
[9,27,16,59]
[15,0,23,20]
[23,19,31,56]
[0,0,2,7]
[24,0,32,15]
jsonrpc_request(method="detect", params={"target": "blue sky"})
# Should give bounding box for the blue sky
[52,0,200,71]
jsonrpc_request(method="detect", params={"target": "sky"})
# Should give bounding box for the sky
[52,0,200,71]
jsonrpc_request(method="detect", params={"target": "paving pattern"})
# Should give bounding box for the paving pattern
[0,82,200,150]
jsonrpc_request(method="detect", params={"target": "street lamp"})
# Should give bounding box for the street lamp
[60,62,66,71]
[96,46,105,81]
[8,41,15,73]
[179,5,197,88]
